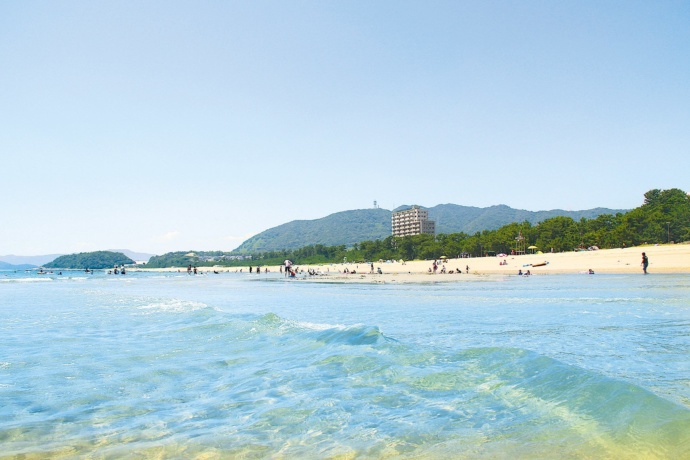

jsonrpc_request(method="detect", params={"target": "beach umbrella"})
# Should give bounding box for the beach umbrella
[527,246,538,249]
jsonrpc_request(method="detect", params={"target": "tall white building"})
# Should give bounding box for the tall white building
[392,206,436,237]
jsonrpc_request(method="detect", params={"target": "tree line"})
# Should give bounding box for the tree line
[146,188,689,268]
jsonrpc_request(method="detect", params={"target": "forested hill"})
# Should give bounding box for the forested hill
[427,204,627,235]
[44,251,134,269]
[234,204,627,253]
[235,208,392,253]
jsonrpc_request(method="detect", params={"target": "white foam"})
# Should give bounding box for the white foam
[138,298,209,313]
[0,277,53,283]
[289,319,348,331]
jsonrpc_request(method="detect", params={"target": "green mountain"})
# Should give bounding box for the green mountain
[235,208,392,253]
[44,251,135,269]
[424,204,627,235]
[234,204,627,253]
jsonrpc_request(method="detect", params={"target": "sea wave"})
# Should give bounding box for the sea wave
[232,313,690,457]
[424,347,690,457]
[0,277,53,283]
[310,324,388,346]
[248,312,391,347]
[135,298,211,314]
[231,312,690,445]
[3,306,689,458]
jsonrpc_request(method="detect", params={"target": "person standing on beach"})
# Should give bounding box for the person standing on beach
[641,252,649,274]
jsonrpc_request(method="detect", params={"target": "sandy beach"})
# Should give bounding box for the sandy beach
[137,243,690,283]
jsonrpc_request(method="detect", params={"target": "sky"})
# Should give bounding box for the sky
[1,1,689,256]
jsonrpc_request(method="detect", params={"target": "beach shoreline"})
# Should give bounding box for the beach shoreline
[132,243,690,282]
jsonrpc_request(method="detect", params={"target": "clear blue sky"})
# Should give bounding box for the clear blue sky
[2,1,688,255]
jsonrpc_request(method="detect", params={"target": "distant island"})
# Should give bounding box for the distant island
[43,251,134,270]
[0,261,37,270]
[0,254,64,267]
[0,249,154,268]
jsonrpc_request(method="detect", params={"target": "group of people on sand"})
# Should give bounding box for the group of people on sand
[430,260,469,274]
[171,252,652,279]
[368,263,383,275]
[341,266,383,275]
[335,263,382,275]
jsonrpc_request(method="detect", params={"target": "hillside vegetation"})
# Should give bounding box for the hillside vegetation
[235,204,627,253]
[146,189,689,268]
[44,251,134,269]
[235,208,391,253]
[429,204,626,235]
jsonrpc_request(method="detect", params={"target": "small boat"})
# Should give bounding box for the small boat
[531,262,549,267]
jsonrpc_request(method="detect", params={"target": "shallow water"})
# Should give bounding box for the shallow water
[1,270,689,458]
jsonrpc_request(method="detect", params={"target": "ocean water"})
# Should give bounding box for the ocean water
[1,270,690,459]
